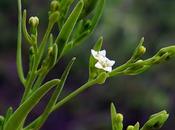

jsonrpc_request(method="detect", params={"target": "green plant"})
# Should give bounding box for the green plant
[0,0,175,130]
[111,103,169,130]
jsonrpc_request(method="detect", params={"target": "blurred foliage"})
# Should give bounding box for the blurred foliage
[0,0,175,130]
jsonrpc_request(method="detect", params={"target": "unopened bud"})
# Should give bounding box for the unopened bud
[50,0,60,12]
[138,46,146,55]
[116,113,123,122]
[127,125,134,130]
[136,59,143,63]
[48,47,53,54]
[29,16,39,27]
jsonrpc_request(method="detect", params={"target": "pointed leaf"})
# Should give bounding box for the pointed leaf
[133,122,140,130]
[90,0,105,32]
[110,103,123,130]
[4,107,13,123]
[56,0,84,59]
[129,37,145,63]
[4,79,60,130]
[80,0,98,18]
[30,57,76,130]
[59,0,75,27]
[17,0,25,85]
[140,110,169,130]
[89,37,103,80]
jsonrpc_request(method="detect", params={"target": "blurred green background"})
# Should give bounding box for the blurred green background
[0,0,175,130]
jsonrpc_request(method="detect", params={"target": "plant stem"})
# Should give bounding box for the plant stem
[51,79,97,112]
[17,0,25,85]
[24,79,97,130]
[20,21,54,103]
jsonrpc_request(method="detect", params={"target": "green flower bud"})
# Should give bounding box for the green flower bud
[48,46,53,54]
[29,16,39,28]
[111,103,123,130]
[42,43,58,69]
[49,11,60,24]
[116,113,123,122]
[138,46,146,55]
[130,37,146,62]
[127,125,134,130]
[50,0,60,12]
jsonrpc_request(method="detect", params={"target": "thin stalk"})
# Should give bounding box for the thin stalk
[24,79,97,130]
[20,21,55,103]
[32,71,48,91]
[51,79,97,112]
[17,0,25,85]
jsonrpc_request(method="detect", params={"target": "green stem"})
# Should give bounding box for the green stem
[24,79,97,130]
[109,57,155,77]
[17,0,25,85]
[51,79,97,112]
[32,70,48,91]
[20,21,55,103]
[37,22,54,66]
[4,79,60,130]
[20,63,38,104]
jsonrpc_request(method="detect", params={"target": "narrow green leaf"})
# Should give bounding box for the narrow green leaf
[31,57,76,130]
[89,37,103,80]
[59,0,75,27]
[128,37,146,63]
[63,30,90,55]
[17,0,25,85]
[140,110,169,130]
[55,0,84,59]
[4,79,60,130]
[72,30,90,46]
[0,116,4,130]
[123,64,151,75]
[36,12,59,69]
[80,0,98,18]
[90,0,105,32]
[71,20,84,39]
[57,0,105,56]
[133,122,140,130]
[4,107,13,123]
[111,103,123,130]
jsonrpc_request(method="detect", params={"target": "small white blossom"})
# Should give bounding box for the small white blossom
[91,49,115,72]
[91,49,106,60]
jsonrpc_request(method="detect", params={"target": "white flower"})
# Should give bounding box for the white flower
[91,49,106,60]
[91,49,115,72]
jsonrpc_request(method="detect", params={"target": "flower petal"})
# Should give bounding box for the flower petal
[99,50,106,57]
[91,49,97,57]
[95,62,103,69]
[108,60,115,66]
[104,67,112,72]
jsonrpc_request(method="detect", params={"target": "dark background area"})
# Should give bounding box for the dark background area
[0,0,175,130]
